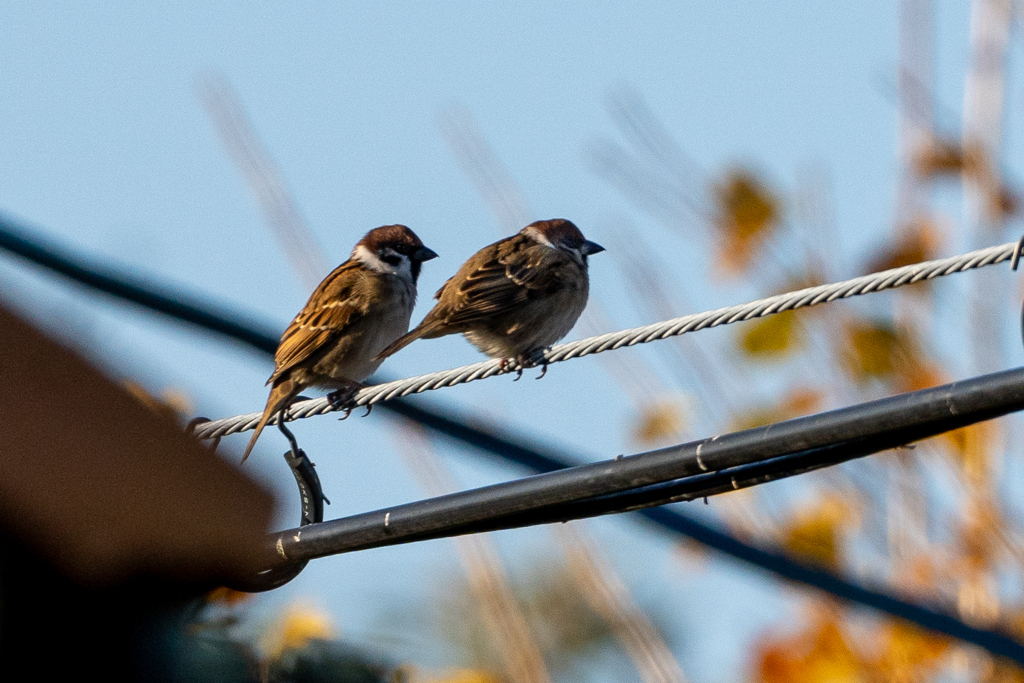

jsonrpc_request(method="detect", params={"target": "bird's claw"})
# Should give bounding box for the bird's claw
[509,348,549,380]
[362,404,373,417]
[327,385,361,420]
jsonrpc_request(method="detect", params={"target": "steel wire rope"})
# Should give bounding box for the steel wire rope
[191,240,1019,441]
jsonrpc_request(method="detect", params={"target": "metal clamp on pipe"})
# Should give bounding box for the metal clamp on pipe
[188,416,328,592]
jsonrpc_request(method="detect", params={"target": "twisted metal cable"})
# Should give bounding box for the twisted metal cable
[191,241,1017,441]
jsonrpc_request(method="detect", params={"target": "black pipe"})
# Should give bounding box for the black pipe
[266,368,1024,560]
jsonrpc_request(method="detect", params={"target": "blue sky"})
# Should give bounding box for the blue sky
[0,2,1003,680]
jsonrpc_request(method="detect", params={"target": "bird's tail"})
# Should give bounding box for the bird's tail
[241,378,300,464]
[375,322,439,361]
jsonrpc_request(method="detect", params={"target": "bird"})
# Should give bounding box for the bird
[241,224,438,463]
[375,219,604,375]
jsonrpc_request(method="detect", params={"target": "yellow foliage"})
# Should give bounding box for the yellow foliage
[898,361,944,393]
[957,500,1001,574]
[756,615,863,683]
[985,662,1024,683]
[782,495,854,569]
[756,611,952,683]
[262,602,335,658]
[633,399,688,444]
[784,388,823,417]
[913,137,1019,221]
[741,310,802,359]
[941,422,995,483]
[204,586,251,606]
[420,669,503,683]
[839,319,940,392]
[841,321,900,381]
[714,169,781,275]
[873,621,949,681]
[731,388,823,432]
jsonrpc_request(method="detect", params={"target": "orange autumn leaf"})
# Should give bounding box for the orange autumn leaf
[914,137,1019,222]
[633,399,687,445]
[840,319,936,392]
[898,361,945,393]
[873,621,950,681]
[994,185,1020,220]
[784,388,823,416]
[205,586,252,606]
[756,616,863,683]
[957,500,1001,573]
[729,390,818,432]
[984,662,1024,683]
[422,670,504,683]
[864,219,942,275]
[940,422,995,482]
[714,169,781,275]
[840,318,944,393]
[913,137,984,179]
[731,388,823,432]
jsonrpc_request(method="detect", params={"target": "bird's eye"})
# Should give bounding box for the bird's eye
[378,249,404,267]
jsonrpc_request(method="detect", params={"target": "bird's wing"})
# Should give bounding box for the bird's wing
[269,261,367,384]
[436,238,567,327]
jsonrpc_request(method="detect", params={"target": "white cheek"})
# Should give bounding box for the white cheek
[353,245,413,280]
[523,228,583,264]
[523,226,555,248]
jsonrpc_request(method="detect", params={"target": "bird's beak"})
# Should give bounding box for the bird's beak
[414,246,439,262]
[580,240,605,256]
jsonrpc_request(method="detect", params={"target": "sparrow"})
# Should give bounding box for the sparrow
[376,219,603,373]
[241,224,438,463]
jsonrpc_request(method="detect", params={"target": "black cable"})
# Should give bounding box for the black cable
[264,368,1024,559]
[254,368,1024,662]
[0,213,282,351]
[4,212,1023,663]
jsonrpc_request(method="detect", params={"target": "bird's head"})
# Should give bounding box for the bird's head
[522,219,605,267]
[354,224,439,283]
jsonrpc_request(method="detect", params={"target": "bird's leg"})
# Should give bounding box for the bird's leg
[328,380,364,420]
[516,347,549,380]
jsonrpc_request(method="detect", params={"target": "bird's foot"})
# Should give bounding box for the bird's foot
[515,348,550,380]
[327,382,363,420]
[498,357,523,380]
